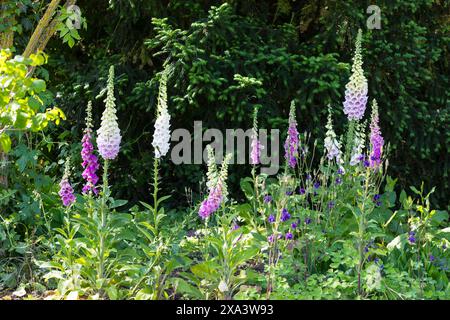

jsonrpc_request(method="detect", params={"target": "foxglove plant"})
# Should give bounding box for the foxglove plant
[369,100,384,168]
[59,157,75,207]
[81,101,99,195]
[284,101,299,168]
[343,29,368,121]
[199,145,232,219]
[324,105,343,164]
[152,69,171,159]
[96,65,120,288]
[343,29,368,161]
[250,106,262,165]
[151,68,171,235]
[250,105,264,219]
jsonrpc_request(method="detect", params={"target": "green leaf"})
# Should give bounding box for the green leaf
[172,278,204,299]
[110,199,128,209]
[191,261,220,280]
[0,133,11,153]
[31,79,46,92]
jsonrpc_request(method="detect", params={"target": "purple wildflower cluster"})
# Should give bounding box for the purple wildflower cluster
[373,194,381,207]
[281,208,291,222]
[408,231,416,244]
[267,209,296,243]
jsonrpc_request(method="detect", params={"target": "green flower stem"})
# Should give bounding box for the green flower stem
[98,159,109,290]
[345,120,356,162]
[153,156,160,236]
[357,167,371,297]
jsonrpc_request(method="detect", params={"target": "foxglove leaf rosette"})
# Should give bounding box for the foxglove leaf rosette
[284,101,300,168]
[152,70,171,158]
[369,100,384,168]
[97,66,121,160]
[343,29,368,121]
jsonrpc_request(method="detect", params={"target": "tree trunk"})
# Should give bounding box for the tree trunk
[0,0,15,188]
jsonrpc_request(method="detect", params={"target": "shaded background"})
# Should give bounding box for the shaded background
[8,0,450,209]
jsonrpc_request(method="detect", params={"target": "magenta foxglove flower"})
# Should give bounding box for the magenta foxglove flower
[81,132,100,194]
[250,106,262,165]
[284,102,299,168]
[81,102,99,195]
[97,66,121,160]
[369,100,384,168]
[199,184,223,219]
[250,133,262,165]
[59,158,75,207]
[198,146,231,219]
[59,179,76,207]
[343,29,368,121]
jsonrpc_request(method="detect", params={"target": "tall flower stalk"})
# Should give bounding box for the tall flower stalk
[344,29,368,161]
[81,101,100,195]
[250,106,262,166]
[250,106,263,219]
[369,99,384,168]
[324,105,343,164]
[96,65,120,288]
[284,101,299,169]
[151,68,171,235]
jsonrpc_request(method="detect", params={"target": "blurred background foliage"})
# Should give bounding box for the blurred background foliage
[3,0,449,209]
